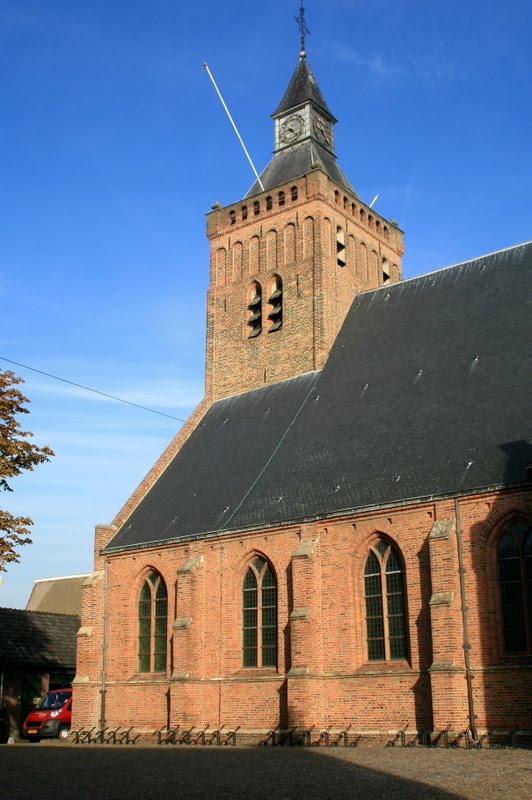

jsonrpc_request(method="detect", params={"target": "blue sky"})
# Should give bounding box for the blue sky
[1,0,531,607]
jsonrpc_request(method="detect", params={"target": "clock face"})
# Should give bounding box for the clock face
[280,114,305,144]
[313,115,332,147]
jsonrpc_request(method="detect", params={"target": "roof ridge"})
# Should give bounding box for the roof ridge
[1,606,80,618]
[359,240,532,296]
[33,573,90,583]
[212,370,321,405]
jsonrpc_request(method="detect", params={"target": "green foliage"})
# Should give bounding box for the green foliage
[0,370,54,571]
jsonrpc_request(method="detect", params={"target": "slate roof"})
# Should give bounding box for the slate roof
[106,241,532,553]
[0,607,79,667]
[272,56,336,120]
[245,141,356,198]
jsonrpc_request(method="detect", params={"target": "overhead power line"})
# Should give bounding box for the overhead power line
[0,356,187,423]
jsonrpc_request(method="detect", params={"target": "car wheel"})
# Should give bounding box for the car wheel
[58,726,70,741]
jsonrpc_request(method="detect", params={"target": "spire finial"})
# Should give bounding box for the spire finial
[294,1,310,58]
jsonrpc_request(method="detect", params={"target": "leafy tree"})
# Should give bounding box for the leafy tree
[0,370,54,571]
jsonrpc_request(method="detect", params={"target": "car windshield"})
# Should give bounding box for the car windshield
[36,691,70,710]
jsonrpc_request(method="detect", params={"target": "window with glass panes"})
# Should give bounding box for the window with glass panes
[498,519,532,654]
[364,538,408,661]
[138,571,167,673]
[242,558,277,668]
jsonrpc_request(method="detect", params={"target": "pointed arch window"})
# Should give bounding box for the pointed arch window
[364,538,408,661]
[498,519,532,654]
[138,570,167,673]
[247,281,262,338]
[267,275,283,332]
[243,557,277,668]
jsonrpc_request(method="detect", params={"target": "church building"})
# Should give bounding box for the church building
[74,23,532,741]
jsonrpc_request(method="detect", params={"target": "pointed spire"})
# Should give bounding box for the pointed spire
[273,3,335,120]
[272,57,336,121]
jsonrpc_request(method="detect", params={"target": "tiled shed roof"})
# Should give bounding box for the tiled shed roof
[0,607,79,667]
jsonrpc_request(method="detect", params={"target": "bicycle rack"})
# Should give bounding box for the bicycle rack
[175,725,195,744]
[328,725,352,747]
[311,726,333,747]
[449,727,471,749]
[386,722,409,747]
[290,726,315,746]
[204,726,225,745]
[219,726,239,746]
[105,726,123,744]
[190,724,210,745]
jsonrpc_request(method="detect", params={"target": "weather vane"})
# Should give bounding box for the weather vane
[295,1,310,57]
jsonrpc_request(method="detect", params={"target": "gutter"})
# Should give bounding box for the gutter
[99,554,109,730]
[454,497,478,741]
[101,480,530,556]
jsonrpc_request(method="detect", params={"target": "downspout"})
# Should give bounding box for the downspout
[99,553,109,731]
[454,497,478,741]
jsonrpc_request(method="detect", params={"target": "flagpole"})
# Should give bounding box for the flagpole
[204,63,264,192]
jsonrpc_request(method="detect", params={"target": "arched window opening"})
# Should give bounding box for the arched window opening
[291,185,298,201]
[247,282,262,338]
[253,200,260,216]
[284,223,296,264]
[360,242,368,283]
[243,557,277,668]
[382,258,391,284]
[334,190,340,204]
[278,191,285,207]
[232,242,243,282]
[242,205,248,221]
[498,519,532,653]
[229,210,236,225]
[266,195,273,211]
[267,275,283,332]
[343,196,348,209]
[351,202,356,216]
[138,570,167,673]
[216,248,227,286]
[364,538,408,661]
[249,236,260,274]
[336,226,346,267]
[360,208,366,223]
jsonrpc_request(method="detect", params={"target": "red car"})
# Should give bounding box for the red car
[23,689,72,741]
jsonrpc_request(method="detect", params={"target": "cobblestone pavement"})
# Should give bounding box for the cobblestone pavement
[2,741,531,799]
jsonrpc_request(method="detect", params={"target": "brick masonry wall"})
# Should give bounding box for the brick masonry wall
[205,168,404,400]
[74,487,532,736]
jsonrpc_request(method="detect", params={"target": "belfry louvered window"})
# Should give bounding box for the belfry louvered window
[336,226,346,266]
[267,276,283,332]
[247,282,262,338]
[364,538,408,661]
[243,557,277,668]
[498,519,532,654]
[138,570,167,673]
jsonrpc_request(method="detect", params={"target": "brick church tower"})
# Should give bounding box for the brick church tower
[205,50,404,400]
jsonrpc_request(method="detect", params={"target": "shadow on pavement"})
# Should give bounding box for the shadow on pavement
[2,744,467,800]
